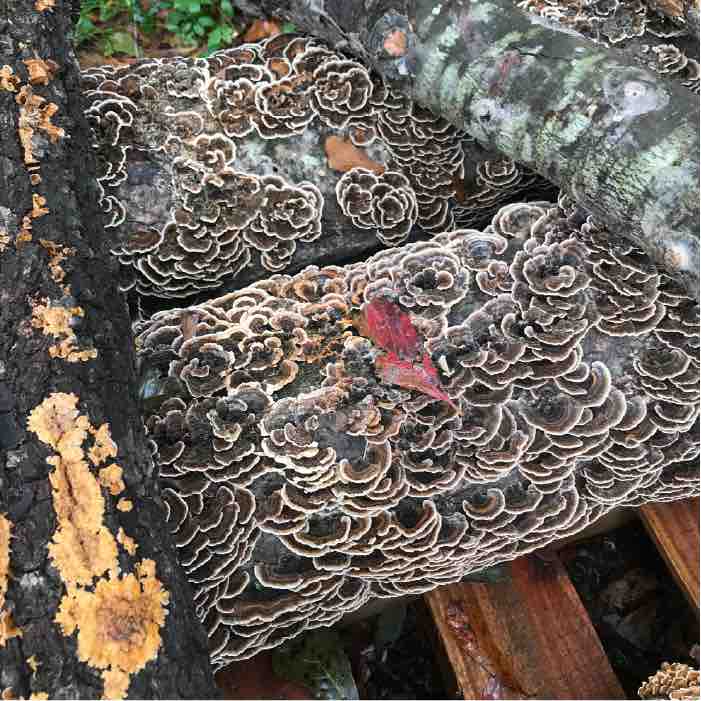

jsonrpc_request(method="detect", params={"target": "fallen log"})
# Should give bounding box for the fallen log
[0,2,218,698]
[133,195,699,668]
[243,0,701,296]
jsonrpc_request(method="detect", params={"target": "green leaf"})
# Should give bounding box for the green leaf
[193,22,205,35]
[220,0,233,16]
[207,26,222,48]
[197,15,215,27]
[105,30,139,56]
[187,1,201,13]
[281,21,297,32]
[272,629,359,700]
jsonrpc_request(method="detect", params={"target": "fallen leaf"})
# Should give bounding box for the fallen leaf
[243,19,282,42]
[362,297,421,360]
[375,352,459,411]
[217,650,313,699]
[325,136,385,174]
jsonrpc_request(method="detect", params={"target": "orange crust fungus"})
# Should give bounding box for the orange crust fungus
[98,464,125,496]
[1,513,21,646]
[27,393,118,585]
[117,529,138,556]
[38,239,74,289]
[55,560,169,699]
[23,58,58,86]
[116,499,133,513]
[0,66,20,92]
[28,395,170,698]
[16,85,64,166]
[30,300,98,363]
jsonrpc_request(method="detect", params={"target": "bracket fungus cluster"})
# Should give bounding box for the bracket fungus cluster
[133,195,699,669]
[519,0,700,92]
[81,35,552,298]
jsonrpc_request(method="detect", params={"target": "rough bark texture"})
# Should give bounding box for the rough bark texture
[244,0,700,296]
[0,1,219,698]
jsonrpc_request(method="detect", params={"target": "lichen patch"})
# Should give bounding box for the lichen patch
[30,300,97,363]
[55,561,169,699]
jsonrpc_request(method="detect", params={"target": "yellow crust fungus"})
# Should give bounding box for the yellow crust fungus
[98,464,125,496]
[89,424,118,466]
[0,229,9,253]
[116,499,133,513]
[55,560,169,699]
[35,0,55,10]
[30,300,97,363]
[27,655,39,673]
[23,58,57,86]
[29,694,49,700]
[0,66,20,92]
[117,528,138,556]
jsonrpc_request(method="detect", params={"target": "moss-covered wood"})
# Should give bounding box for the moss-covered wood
[245,0,700,297]
[0,1,218,697]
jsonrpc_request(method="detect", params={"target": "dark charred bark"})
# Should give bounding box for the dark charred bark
[244,0,700,297]
[0,1,219,698]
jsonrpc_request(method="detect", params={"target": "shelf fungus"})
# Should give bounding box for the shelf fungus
[134,197,699,668]
[82,34,552,298]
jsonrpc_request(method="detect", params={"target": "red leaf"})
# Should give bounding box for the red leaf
[375,352,458,411]
[362,297,422,360]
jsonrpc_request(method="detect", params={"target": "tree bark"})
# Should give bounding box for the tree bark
[244,0,700,297]
[0,1,219,698]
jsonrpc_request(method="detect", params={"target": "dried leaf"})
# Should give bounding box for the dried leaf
[375,352,458,411]
[324,136,385,174]
[243,19,281,43]
[362,297,421,360]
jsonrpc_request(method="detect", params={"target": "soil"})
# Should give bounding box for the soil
[560,521,699,699]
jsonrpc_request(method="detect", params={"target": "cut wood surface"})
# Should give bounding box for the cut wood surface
[640,496,700,615]
[424,556,626,700]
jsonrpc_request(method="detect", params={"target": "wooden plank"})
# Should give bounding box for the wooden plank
[424,555,626,700]
[640,496,700,615]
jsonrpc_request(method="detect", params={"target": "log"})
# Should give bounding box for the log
[0,2,218,698]
[424,556,627,700]
[639,497,700,614]
[244,0,701,297]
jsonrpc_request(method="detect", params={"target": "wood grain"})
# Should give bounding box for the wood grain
[424,556,626,700]
[640,496,700,615]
